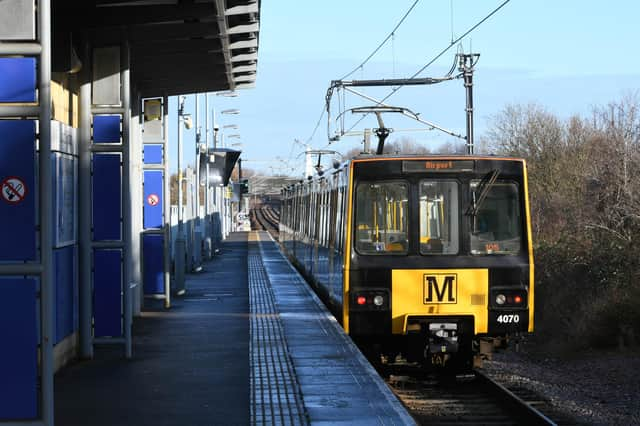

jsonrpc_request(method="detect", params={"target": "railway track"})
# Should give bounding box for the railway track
[384,365,577,425]
[253,197,570,424]
[251,204,279,240]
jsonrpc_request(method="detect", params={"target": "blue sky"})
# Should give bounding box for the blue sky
[169,0,640,175]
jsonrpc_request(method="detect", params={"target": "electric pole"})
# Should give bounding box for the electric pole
[175,96,191,295]
[193,94,202,270]
[458,53,480,155]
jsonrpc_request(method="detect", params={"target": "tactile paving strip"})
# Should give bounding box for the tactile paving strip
[249,241,308,425]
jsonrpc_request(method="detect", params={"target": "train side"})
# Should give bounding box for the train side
[280,155,534,371]
[280,164,350,311]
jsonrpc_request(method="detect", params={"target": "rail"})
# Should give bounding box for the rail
[251,204,279,240]
[385,365,569,425]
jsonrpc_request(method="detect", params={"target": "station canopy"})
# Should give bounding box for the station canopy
[53,0,260,96]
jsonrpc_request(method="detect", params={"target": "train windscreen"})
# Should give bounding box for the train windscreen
[469,180,522,255]
[419,180,459,254]
[355,181,409,254]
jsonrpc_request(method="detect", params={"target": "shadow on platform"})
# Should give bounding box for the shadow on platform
[55,234,250,426]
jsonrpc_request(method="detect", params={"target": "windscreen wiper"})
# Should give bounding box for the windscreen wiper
[465,169,500,217]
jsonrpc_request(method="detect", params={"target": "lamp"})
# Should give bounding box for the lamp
[183,114,193,129]
[216,91,238,97]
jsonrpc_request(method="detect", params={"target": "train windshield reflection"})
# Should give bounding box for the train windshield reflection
[419,180,459,254]
[355,181,409,254]
[469,181,522,255]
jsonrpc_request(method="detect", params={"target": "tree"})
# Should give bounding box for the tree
[340,136,441,159]
[485,96,640,350]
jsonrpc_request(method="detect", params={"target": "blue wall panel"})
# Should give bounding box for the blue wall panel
[93,115,121,143]
[92,154,121,240]
[0,58,36,102]
[0,278,38,420]
[143,144,163,164]
[0,120,36,261]
[94,249,122,337]
[143,170,163,229]
[143,234,164,295]
[54,246,77,344]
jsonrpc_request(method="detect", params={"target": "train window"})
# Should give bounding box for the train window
[469,180,522,255]
[419,180,459,255]
[337,185,345,253]
[355,181,409,255]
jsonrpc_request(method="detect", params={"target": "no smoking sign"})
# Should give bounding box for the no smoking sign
[1,176,28,205]
[147,193,159,206]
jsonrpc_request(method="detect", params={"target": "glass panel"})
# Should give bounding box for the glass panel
[355,182,408,254]
[469,181,522,255]
[419,181,459,255]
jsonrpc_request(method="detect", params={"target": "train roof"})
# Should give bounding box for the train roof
[349,153,525,163]
[281,154,527,192]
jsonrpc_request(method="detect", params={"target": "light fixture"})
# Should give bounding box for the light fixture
[216,91,238,97]
[183,114,193,129]
[221,108,240,115]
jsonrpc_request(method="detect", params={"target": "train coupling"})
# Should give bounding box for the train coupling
[426,322,459,354]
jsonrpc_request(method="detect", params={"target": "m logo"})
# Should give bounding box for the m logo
[424,274,457,304]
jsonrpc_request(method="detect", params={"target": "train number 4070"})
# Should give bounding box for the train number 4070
[496,314,520,323]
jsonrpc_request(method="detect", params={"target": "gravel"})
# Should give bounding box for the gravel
[482,342,640,425]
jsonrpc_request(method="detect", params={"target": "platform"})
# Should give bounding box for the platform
[54,231,414,425]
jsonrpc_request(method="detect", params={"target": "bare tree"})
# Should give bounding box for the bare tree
[485,96,640,349]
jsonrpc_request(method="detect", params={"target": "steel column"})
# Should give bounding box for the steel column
[464,68,474,155]
[79,40,94,360]
[175,96,186,294]
[193,94,202,269]
[38,0,54,423]
[122,42,133,359]
[204,93,210,258]
[89,44,130,358]
[131,91,142,316]
[458,53,479,155]
[163,95,171,307]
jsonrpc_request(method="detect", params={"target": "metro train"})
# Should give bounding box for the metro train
[280,155,534,371]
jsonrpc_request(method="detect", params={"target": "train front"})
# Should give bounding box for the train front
[344,156,534,371]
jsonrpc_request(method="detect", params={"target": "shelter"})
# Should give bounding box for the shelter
[0,1,261,424]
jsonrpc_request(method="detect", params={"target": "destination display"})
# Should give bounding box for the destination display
[402,159,475,173]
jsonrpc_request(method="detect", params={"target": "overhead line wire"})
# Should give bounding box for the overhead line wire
[304,105,326,146]
[294,104,325,175]
[411,0,509,79]
[339,0,422,81]
[342,0,511,135]
[309,0,421,150]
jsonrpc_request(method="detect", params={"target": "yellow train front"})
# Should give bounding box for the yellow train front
[280,155,534,372]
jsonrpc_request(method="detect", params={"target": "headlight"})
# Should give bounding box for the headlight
[352,290,389,310]
[491,288,528,308]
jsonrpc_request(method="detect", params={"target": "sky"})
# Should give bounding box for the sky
[168,0,640,176]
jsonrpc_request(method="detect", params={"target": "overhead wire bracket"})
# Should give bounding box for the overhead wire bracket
[325,58,464,144]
